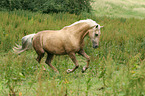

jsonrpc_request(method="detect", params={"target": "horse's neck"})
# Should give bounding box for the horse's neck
[71,23,90,44]
[70,23,88,35]
[62,23,91,45]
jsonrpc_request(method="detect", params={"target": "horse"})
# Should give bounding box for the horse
[13,19,103,73]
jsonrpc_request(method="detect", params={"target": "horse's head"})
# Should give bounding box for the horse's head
[88,25,103,49]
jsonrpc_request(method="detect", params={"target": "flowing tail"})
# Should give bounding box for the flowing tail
[13,33,36,54]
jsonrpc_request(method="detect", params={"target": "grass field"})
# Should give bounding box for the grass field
[92,0,145,19]
[0,1,145,95]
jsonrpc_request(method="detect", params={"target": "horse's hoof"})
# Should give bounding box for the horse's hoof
[67,69,72,73]
[82,67,88,73]
[43,67,46,71]
[82,69,85,73]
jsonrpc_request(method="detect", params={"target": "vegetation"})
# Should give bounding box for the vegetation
[0,10,145,95]
[0,0,92,14]
[0,0,145,95]
[92,0,145,19]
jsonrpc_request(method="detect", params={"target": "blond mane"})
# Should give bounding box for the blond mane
[66,19,98,28]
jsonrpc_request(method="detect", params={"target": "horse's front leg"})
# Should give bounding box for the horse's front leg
[67,52,79,73]
[78,49,90,73]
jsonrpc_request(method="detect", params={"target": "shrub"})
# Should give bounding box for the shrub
[0,0,92,14]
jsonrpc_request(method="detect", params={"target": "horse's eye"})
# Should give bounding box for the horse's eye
[95,34,98,36]
[96,25,98,28]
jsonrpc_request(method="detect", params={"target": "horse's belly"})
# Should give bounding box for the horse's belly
[51,49,67,55]
[44,45,80,55]
[44,46,67,55]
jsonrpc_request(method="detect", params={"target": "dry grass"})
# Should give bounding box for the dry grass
[92,0,145,19]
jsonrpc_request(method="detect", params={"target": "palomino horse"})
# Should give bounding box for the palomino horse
[13,19,103,73]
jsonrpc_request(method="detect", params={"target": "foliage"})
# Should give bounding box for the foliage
[0,10,145,95]
[0,0,92,14]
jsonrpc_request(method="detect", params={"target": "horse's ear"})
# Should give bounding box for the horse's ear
[96,25,98,28]
[100,26,104,28]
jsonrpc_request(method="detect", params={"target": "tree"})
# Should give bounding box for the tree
[0,0,92,14]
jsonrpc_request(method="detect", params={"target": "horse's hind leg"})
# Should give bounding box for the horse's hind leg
[36,52,44,63]
[78,49,90,73]
[67,52,79,73]
[45,53,59,73]
[35,49,45,70]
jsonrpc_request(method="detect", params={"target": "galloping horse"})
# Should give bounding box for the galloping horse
[13,19,103,73]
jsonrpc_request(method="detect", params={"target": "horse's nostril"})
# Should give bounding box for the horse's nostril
[93,45,98,49]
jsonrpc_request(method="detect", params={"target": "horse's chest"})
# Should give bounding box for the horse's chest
[64,40,81,53]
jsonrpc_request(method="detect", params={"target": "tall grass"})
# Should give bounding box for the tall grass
[0,10,145,95]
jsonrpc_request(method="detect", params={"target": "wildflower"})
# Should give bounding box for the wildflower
[131,71,136,74]
[64,79,69,84]
[19,92,22,96]
[6,34,8,37]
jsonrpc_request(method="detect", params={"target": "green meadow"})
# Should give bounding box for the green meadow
[92,0,145,19]
[0,0,145,95]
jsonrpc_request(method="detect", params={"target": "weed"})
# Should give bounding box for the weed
[0,10,145,95]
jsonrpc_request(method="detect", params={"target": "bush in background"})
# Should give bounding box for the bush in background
[0,0,92,14]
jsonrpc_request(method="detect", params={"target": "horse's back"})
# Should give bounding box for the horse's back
[33,30,67,54]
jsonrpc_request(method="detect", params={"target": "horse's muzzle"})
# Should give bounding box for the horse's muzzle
[93,45,98,49]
